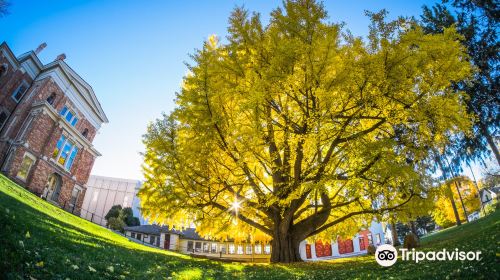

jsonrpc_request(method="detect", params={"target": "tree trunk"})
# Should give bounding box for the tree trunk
[479,122,500,166]
[391,222,400,246]
[409,221,418,236]
[437,158,461,226]
[454,180,469,222]
[447,184,462,226]
[270,232,302,263]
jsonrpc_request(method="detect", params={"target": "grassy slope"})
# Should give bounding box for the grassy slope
[0,174,498,280]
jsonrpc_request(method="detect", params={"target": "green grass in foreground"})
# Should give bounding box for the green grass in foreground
[0,174,498,279]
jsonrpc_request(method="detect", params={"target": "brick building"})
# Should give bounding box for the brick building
[0,42,108,213]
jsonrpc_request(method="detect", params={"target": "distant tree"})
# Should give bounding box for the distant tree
[122,207,140,226]
[481,167,500,190]
[395,215,435,240]
[433,176,480,227]
[0,0,9,17]
[395,222,411,241]
[108,217,126,232]
[105,205,141,228]
[104,205,122,224]
[414,215,436,235]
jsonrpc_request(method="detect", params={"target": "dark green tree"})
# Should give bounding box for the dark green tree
[105,205,140,227]
[104,205,122,224]
[421,0,500,167]
[122,207,140,226]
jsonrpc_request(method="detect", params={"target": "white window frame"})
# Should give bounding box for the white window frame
[53,134,79,171]
[254,243,262,254]
[211,243,217,253]
[11,81,29,103]
[60,105,79,126]
[219,243,226,254]
[16,152,36,181]
[264,244,271,254]
[237,244,244,255]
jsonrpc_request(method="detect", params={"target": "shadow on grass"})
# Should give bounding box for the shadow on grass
[0,177,298,279]
[1,175,499,280]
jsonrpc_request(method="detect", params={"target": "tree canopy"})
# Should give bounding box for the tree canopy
[433,176,480,227]
[421,0,499,167]
[104,205,140,230]
[140,0,472,262]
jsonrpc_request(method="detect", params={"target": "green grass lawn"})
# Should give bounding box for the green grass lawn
[1,174,498,279]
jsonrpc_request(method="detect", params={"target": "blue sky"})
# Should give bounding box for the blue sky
[1,0,464,180]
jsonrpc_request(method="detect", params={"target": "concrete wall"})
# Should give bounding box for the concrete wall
[80,175,141,225]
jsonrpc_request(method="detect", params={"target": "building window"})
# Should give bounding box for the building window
[136,233,142,240]
[264,244,271,254]
[368,234,373,245]
[211,243,217,253]
[131,232,136,238]
[203,242,209,253]
[228,244,235,254]
[82,128,89,138]
[194,242,202,252]
[52,135,79,171]
[220,244,226,254]
[246,244,252,255]
[47,93,56,105]
[12,82,29,103]
[254,244,262,254]
[187,241,194,252]
[359,237,366,250]
[60,106,78,126]
[376,233,381,245]
[0,111,8,130]
[0,64,7,77]
[16,153,36,181]
[237,245,244,255]
[150,236,155,245]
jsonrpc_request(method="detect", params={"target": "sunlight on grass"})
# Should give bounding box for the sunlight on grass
[173,268,204,280]
[1,174,499,279]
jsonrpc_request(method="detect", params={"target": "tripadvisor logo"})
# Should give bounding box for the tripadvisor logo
[375,244,398,267]
[374,244,482,267]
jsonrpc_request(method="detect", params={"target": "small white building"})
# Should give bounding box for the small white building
[298,221,385,261]
[480,187,499,206]
[123,225,272,262]
[124,222,385,262]
[80,175,143,226]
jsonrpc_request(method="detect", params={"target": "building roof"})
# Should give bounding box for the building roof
[480,187,500,196]
[10,42,108,128]
[123,225,206,240]
[123,225,165,235]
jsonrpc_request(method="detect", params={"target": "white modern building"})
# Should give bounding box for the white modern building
[80,175,144,226]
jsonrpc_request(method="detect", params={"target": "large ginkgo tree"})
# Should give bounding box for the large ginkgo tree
[140,0,472,263]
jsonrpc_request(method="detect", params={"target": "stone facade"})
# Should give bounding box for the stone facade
[0,42,108,213]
